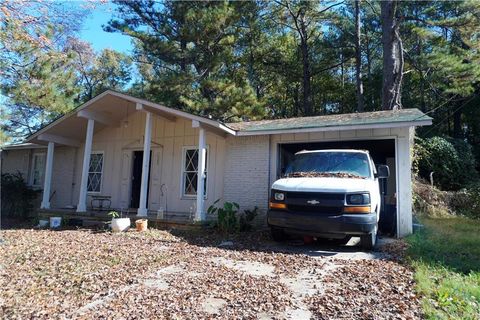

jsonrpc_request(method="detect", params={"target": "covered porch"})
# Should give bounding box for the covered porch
[37,208,203,229]
[27,90,233,223]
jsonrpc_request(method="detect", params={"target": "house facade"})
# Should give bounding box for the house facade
[1,90,432,236]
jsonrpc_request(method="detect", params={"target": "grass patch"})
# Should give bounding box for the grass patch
[407,217,480,319]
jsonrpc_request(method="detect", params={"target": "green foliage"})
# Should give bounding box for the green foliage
[207,200,240,234]
[108,211,120,219]
[450,184,480,219]
[415,137,478,191]
[238,206,258,232]
[207,200,258,233]
[0,2,86,140]
[108,0,265,121]
[406,217,480,319]
[67,38,133,101]
[1,172,41,219]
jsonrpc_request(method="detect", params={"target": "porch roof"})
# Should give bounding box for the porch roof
[24,90,235,146]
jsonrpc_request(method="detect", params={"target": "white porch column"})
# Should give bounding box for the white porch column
[137,111,152,217]
[77,119,95,212]
[40,142,55,209]
[195,127,207,221]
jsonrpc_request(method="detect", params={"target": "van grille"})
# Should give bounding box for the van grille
[287,205,343,214]
[285,191,345,215]
[286,192,345,201]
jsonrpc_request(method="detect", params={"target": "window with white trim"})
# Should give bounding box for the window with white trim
[182,147,207,197]
[31,153,46,186]
[87,152,104,193]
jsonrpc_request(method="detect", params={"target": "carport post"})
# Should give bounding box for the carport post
[137,110,152,217]
[40,142,55,209]
[77,119,95,212]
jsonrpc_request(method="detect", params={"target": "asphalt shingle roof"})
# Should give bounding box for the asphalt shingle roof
[227,108,431,133]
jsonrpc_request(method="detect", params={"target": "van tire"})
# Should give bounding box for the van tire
[271,227,287,242]
[360,225,377,251]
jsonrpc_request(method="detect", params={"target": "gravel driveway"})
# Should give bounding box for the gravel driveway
[0,228,420,319]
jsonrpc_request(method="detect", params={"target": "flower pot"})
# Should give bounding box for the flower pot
[50,217,62,229]
[111,218,131,232]
[135,219,148,232]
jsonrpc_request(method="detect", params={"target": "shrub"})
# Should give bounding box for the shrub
[450,184,480,219]
[413,180,480,219]
[1,172,40,219]
[238,206,258,232]
[207,201,259,233]
[207,200,239,234]
[415,137,478,191]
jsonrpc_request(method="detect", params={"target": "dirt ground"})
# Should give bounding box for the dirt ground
[0,227,420,319]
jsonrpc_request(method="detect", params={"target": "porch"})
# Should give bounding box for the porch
[38,208,208,230]
[26,90,232,222]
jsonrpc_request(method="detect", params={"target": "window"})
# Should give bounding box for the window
[31,153,46,186]
[87,152,104,193]
[182,147,207,197]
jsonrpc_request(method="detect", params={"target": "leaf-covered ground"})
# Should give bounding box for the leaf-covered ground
[0,228,420,319]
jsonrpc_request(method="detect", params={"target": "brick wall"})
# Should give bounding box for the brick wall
[223,135,270,224]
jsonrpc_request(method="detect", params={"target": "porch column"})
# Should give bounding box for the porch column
[40,142,55,209]
[195,127,207,221]
[137,111,152,217]
[77,119,95,212]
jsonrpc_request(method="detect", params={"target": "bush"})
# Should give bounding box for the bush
[207,200,239,234]
[415,137,479,191]
[1,172,41,219]
[207,200,258,234]
[413,180,480,219]
[239,206,258,232]
[450,184,480,219]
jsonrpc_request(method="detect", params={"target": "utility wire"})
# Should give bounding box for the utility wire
[422,95,476,136]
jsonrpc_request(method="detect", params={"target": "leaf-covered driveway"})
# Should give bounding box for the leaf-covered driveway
[0,229,420,319]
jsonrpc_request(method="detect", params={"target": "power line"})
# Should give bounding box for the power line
[423,95,476,136]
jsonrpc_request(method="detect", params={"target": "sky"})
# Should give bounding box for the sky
[76,1,133,54]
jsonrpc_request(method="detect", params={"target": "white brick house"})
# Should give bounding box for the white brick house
[1,90,431,236]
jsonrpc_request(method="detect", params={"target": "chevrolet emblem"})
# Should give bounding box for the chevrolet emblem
[307,200,320,205]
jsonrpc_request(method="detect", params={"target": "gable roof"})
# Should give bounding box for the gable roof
[227,108,432,135]
[24,90,235,145]
[2,90,432,150]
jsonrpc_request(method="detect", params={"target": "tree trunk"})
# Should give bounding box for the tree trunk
[381,0,403,110]
[453,104,463,138]
[355,0,365,112]
[299,18,313,116]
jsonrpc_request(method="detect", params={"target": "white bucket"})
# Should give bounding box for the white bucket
[50,217,62,229]
[111,218,131,233]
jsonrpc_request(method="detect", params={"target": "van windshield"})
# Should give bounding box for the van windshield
[285,151,371,179]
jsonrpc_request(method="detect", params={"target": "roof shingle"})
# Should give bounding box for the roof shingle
[227,108,431,132]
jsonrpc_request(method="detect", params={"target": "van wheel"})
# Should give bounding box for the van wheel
[271,227,287,242]
[360,225,377,251]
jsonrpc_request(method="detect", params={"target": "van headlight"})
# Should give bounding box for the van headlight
[346,193,370,205]
[274,192,285,201]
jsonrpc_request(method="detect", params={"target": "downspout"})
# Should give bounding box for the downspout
[267,135,272,211]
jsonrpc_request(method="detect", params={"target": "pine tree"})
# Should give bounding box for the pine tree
[107,0,264,121]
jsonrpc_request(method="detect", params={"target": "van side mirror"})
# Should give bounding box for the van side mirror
[376,165,390,179]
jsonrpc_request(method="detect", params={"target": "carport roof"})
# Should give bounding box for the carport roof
[227,108,432,135]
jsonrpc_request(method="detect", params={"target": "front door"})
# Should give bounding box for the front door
[130,151,151,208]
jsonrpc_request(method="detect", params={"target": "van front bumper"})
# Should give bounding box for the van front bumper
[267,210,377,236]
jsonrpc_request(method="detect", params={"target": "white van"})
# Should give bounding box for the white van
[267,149,389,250]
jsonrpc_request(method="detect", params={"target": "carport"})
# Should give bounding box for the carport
[230,109,432,237]
[278,139,397,235]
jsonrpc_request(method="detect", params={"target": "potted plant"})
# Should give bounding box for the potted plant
[108,211,130,232]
